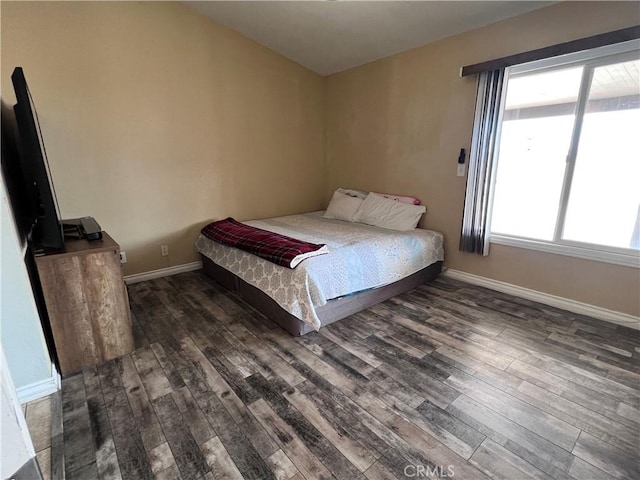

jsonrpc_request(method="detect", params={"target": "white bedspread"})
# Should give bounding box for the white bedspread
[195,212,444,330]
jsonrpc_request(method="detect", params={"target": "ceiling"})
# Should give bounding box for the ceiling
[186,1,555,76]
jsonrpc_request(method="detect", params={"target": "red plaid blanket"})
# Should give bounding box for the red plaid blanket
[201,217,328,268]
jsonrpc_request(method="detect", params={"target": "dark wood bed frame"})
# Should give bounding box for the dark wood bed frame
[200,254,443,336]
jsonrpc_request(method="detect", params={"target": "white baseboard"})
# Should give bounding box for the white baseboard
[17,363,60,405]
[443,268,640,330]
[124,261,202,285]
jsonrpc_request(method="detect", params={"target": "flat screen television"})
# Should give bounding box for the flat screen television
[7,67,64,252]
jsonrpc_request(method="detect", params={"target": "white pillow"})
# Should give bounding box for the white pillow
[354,193,426,231]
[337,187,368,199]
[371,192,421,205]
[323,190,363,222]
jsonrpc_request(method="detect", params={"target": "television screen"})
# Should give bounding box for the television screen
[10,67,64,252]
[1,101,33,242]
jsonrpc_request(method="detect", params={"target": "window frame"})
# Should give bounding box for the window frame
[488,40,640,268]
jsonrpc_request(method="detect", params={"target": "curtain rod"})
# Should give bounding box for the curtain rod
[460,25,640,77]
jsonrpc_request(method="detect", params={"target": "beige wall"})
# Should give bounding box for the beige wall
[1,1,325,275]
[2,1,638,316]
[326,1,640,316]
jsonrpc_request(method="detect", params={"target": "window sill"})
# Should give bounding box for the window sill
[490,235,640,268]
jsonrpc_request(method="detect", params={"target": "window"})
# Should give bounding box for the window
[488,42,640,267]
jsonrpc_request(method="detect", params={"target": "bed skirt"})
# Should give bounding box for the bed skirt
[200,254,443,336]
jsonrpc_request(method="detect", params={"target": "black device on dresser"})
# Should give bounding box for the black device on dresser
[62,216,103,240]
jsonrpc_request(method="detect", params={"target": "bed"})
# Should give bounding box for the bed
[195,212,444,336]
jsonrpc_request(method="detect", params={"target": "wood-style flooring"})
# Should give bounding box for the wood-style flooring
[37,271,639,479]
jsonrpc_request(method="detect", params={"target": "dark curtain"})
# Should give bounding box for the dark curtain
[460,69,505,255]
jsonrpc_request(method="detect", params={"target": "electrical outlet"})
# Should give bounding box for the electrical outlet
[457,164,466,177]
[161,244,169,257]
[119,251,127,264]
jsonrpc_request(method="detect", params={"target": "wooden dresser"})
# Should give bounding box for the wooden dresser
[35,232,134,375]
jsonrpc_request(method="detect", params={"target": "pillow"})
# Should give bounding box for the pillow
[337,187,368,199]
[372,192,421,205]
[323,190,363,222]
[354,193,426,231]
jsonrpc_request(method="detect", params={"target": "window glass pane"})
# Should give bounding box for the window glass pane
[563,59,640,250]
[490,67,583,240]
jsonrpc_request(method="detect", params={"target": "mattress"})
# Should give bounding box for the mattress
[195,212,445,330]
